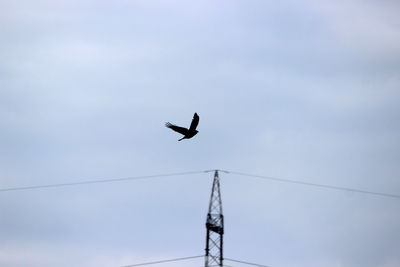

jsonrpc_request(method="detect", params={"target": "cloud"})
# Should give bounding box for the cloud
[305,0,400,59]
[1,0,400,266]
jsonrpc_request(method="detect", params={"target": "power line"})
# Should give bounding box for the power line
[225,170,400,199]
[0,171,206,192]
[120,255,265,267]
[121,255,203,266]
[225,257,270,267]
[1,169,399,200]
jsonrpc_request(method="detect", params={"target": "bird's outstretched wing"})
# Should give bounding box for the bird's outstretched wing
[189,113,199,131]
[165,122,189,135]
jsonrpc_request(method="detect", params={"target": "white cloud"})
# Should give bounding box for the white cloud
[1,0,400,266]
[305,0,400,58]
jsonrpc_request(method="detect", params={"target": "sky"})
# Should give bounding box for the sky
[1,0,400,266]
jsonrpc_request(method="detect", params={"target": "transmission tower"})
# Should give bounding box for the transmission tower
[205,170,224,267]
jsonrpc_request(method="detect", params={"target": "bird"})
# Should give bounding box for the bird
[165,113,200,141]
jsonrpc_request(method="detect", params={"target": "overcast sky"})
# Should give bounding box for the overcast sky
[1,0,400,266]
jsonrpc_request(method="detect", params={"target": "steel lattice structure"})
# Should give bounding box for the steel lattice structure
[205,170,224,267]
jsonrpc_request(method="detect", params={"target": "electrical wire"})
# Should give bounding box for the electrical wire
[121,254,263,267]
[225,170,400,199]
[1,169,399,200]
[121,255,203,266]
[225,257,270,267]
[0,170,207,192]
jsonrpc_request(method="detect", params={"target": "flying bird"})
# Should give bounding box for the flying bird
[165,113,200,141]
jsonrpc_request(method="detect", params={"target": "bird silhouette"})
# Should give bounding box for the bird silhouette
[165,113,200,141]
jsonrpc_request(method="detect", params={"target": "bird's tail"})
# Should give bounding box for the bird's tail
[178,137,185,141]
